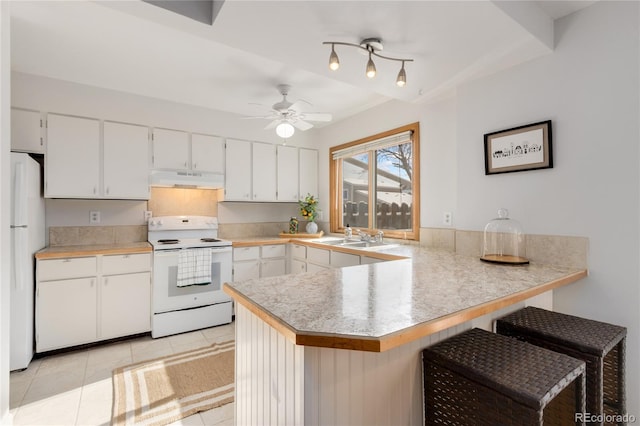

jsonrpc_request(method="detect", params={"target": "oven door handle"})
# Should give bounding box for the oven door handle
[153,249,182,255]
[209,246,232,254]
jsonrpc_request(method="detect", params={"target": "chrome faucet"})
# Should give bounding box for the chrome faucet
[375,230,384,243]
[357,230,371,242]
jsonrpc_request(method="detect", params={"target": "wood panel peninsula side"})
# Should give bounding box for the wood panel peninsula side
[223,243,587,425]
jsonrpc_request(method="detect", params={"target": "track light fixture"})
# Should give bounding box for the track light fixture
[323,38,413,87]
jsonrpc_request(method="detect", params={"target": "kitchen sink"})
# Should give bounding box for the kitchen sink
[313,238,397,250]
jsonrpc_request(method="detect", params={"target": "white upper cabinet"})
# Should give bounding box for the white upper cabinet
[46,114,101,198]
[11,108,44,154]
[299,148,319,198]
[151,128,189,170]
[277,145,299,202]
[225,139,252,201]
[103,121,149,199]
[252,142,277,201]
[191,133,224,173]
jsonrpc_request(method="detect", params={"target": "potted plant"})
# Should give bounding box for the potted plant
[299,194,318,234]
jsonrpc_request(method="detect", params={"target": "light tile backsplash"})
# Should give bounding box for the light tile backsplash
[49,225,147,246]
[147,187,221,217]
[421,227,588,269]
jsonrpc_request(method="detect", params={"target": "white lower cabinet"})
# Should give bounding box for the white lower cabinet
[233,244,287,280]
[37,277,98,351]
[36,252,151,352]
[291,258,307,273]
[331,251,361,268]
[101,272,151,340]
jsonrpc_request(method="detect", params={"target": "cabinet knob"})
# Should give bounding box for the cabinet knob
[106,187,110,195]
[184,161,188,167]
[193,162,197,169]
[93,186,97,194]
[104,278,108,286]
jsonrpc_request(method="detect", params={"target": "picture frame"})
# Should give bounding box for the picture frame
[484,120,553,175]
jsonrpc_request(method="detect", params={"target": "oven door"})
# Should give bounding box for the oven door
[152,246,232,313]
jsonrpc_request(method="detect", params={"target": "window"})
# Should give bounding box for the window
[329,122,420,240]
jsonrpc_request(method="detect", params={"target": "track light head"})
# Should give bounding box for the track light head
[366,53,376,79]
[329,44,340,71]
[396,62,407,87]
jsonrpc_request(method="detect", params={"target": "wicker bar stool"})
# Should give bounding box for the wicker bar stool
[496,307,626,425]
[422,328,586,425]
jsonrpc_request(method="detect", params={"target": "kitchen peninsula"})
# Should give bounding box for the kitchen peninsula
[224,242,587,425]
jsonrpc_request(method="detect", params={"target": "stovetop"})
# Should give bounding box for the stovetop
[148,215,231,250]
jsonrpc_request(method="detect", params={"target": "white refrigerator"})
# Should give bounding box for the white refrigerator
[10,152,45,371]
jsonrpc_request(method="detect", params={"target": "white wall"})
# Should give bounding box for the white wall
[316,1,639,416]
[0,2,10,422]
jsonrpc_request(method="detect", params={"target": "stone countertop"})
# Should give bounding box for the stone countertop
[35,242,152,259]
[224,245,587,352]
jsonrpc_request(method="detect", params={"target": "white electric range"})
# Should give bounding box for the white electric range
[148,216,233,338]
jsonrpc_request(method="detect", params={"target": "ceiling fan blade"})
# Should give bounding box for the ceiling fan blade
[292,120,314,131]
[300,112,332,122]
[290,99,312,111]
[264,120,280,130]
[241,115,276,120]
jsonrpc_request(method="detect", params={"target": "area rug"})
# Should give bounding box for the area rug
[112,340,234,426]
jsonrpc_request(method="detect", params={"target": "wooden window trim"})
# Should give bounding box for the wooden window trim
[329,122,420,241]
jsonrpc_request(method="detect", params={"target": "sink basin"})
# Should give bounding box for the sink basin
[314,239,396,249]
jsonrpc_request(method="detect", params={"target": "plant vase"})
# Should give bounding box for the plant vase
[306,221,318,234]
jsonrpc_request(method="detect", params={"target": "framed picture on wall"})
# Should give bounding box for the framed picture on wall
[484,120,553,175]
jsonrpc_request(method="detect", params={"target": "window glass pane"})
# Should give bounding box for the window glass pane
[342,153,369,228]
[375,142,412,230]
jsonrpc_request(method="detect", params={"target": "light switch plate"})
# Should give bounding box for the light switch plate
[144,211,152,221]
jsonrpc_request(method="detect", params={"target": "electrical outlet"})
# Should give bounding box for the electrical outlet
[89,211,101,224]
[144,211,152,221]
[443,212,452,226]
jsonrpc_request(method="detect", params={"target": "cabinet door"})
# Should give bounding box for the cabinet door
[101,272,151,339]
[46,114,100,198]
[252,142,277,201]
[291,258,307,274]
[103,122,149,199]
[152,128,189,170]
[261,258,286,278]
[192,133,224,173]
[37,277,97,352]
[225,139,252,201]
[233,261,260,281]
[11,108,43,153]
[299,148,318,198]
[277,145,299,201]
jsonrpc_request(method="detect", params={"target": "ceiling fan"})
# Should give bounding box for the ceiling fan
[245,84,332,138]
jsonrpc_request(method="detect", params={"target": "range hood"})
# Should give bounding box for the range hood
[149,170,225,189]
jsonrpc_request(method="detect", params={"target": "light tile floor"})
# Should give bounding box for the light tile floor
[9,322,236,426]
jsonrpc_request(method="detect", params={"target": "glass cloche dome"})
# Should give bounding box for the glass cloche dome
[480,208,529,265]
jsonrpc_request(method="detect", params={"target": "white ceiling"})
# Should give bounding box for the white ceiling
[10,1,595,127]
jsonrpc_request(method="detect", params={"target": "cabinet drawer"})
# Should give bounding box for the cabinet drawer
[291,244,306,260]
[102,253,151,275]
[307,247,330,265]
[38,257,97,281]
[261,244,286,259]
[331,251,361,268]
[234,246,260,261]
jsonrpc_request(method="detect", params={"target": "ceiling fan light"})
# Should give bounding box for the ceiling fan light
[275,122,295,138]
[329,45,340,71]
[396,63,407,87]
[366,53,376,79]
